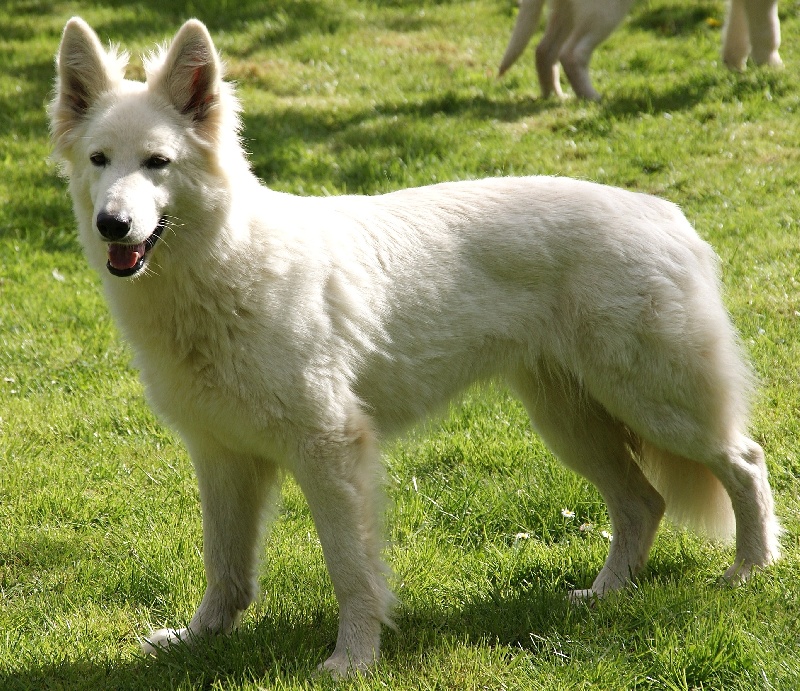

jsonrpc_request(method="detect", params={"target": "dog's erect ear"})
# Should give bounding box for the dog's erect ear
[149,20,222,135]
[50,17,128,158]
[50,17,126,150]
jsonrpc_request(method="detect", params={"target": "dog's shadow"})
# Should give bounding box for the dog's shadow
[0,591,579,689]
[0,561,712,689]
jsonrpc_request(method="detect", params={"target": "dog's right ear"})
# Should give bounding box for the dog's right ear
[49,17,127,153]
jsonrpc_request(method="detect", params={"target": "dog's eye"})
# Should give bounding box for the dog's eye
[144,155,171,170]
[90,152,107,167]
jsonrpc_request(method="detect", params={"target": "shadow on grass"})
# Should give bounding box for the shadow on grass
[0,590,577,689]
[0,617,328,690]
[630,1,722,37]
[0,579,712,689]
[0,523,733,688]
[244,92,562,191]
[599,72,721,118]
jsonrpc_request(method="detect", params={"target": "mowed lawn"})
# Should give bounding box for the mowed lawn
[1,1,799,688]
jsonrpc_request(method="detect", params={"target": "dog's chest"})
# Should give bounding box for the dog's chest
[120,281,300,447]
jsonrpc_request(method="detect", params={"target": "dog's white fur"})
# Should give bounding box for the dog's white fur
[499,0,782,100]
[50,17,780,675]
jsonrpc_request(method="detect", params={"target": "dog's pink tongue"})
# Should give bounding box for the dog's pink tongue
[108,242,145,270]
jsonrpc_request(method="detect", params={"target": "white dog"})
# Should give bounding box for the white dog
[50,17,779,675]
[499,0,782,100]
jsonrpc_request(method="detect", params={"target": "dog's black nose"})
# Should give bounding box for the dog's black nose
[96,211,132,240]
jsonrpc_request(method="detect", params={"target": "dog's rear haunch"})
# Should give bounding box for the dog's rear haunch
[50,17,780,676]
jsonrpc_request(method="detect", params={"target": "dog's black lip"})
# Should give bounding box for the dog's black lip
[106,217,166,278]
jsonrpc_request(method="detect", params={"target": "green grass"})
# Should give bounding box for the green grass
[2,0,800,688]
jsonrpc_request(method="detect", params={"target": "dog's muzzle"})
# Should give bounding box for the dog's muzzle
[97,211,166,277]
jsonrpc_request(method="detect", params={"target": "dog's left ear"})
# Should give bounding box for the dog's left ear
[150,19,222,138]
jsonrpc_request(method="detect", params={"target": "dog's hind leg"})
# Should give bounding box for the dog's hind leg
[633,432,779,584]
[292,407,393,676]
[691,435,779,583]
[571,321,781,586]
[142,439,280,653]
[534,0,574,99]
[511,364,665,598]
[558,0,635,101]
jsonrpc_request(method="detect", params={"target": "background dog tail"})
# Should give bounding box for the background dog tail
[637,441,736,541]
[499,0,547,76]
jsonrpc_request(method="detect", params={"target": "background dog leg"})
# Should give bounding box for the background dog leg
[534,0,573,99]
[742,0,782,66]
[559,0,634,101]
[723,0,753,69]
[143,442,279,653]
[294,414,393,676]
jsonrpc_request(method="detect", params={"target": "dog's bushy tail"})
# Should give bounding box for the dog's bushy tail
[499,0,547,76]
[638,442,735,541]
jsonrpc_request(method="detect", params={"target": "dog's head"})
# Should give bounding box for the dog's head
[49,18,242,279]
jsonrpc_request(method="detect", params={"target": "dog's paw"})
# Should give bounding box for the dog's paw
[722,559,753,586]
[141,627,191,655]
[317,654,373,679]
[568,588,599,603]
[723,547,780,586]
[722,558,770,586]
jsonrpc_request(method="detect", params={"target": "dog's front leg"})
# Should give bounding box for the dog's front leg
[293,414,394,676]
[142,440,279,654]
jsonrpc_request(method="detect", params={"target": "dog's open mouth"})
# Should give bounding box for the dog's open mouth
[106,218,166,277]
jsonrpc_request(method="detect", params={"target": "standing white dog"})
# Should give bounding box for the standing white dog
[50,17,779,675]
[499,0,782,100]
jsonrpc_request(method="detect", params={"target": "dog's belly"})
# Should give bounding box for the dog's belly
[354,334,524,438]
